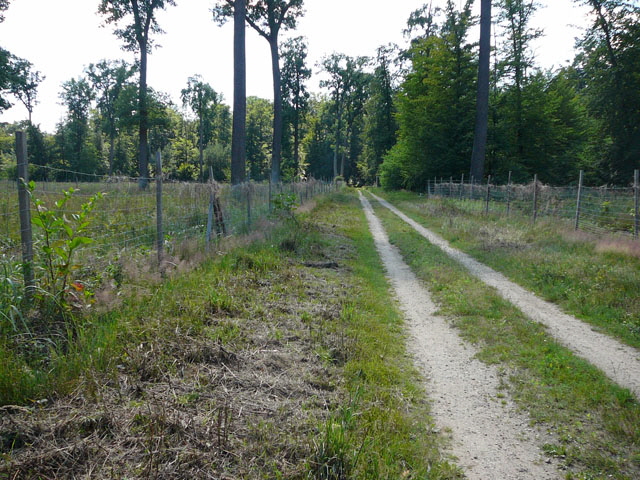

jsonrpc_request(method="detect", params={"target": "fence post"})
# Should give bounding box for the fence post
[485,175,491,215]
[449,176,453,198]
[634,169,639,239]
[207,166,214,246]
[506,171,512,217]
[532,174,538,224]
[16,131,34,297]
[247,181,252,226]
[155,150,163,269]
[460,174,464,200]
[575,170,584,231]
[469,176,474,200]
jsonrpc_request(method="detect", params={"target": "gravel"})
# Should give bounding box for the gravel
[359,192,561,480]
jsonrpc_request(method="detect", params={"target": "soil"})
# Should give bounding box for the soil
[370,192,640,399]
[359,192,562,479]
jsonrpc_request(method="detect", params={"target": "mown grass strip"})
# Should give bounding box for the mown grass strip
[370,197,640,480]
[374,189,640,350]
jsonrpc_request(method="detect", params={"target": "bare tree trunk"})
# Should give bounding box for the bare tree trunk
[231,0,247,185]
[270,38,283,185]
[470,0,491,181]
[138,44,149,189]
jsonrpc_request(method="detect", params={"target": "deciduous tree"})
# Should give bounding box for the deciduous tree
[98,0,177,187]
[213,0,305,184]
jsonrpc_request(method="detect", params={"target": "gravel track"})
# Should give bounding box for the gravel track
[359,192,560,480]
[369,191,640,399]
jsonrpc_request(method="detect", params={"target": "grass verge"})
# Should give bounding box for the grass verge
[370,196,640,479]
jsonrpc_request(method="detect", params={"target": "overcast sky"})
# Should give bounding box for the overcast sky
[0,0,591,133]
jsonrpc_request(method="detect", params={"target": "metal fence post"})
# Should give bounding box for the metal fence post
[155,150,163,269]
[247,181,252,226]
[207,167,215,246]
[575,170,584,231]
[634,169,639,239]
[506,171,512,217]
[485,175,491,215]
[16,131,34,297]
[532,174,539,224]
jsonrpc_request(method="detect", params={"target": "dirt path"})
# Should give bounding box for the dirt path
[359,192,560,480]
[369,192,640,399]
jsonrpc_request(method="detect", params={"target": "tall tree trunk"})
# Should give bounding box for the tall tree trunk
[231,0,247,185]
[470,0,491,181]
[270,37,283,185]
[138,44,149,189]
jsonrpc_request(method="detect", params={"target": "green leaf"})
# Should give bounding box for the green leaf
[69,237,94,250]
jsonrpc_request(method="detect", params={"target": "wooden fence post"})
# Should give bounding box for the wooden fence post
[155,150,163,269]
[485,175,491,215]
[532,174,539,224]
[460,174,464,200]
[506,171,512,217]
[575,170,584,231]
[634,169,639,239]
[16,131,34,297]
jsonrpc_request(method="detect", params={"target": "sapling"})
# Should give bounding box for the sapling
[27,181,103,313]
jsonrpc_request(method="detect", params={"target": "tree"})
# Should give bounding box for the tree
[496,0,542,170]
[231,0,247,184]
[469,0,491,181]
[98,0,177,187]
[381,0,476,189]
[573,0,640,182]
[281,36,311,179]
[58,77,100,175]
[0,0,9,23]
[360,45,398,184]
[7,59,43,124]
[213,0,305,184]
[181,75,220,181]
[245,96,273,181]
[86,60,136,174]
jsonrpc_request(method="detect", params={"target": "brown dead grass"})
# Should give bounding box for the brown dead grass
[0,229,354,479]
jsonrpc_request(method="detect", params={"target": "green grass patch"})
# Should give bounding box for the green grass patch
[371,198,640,479]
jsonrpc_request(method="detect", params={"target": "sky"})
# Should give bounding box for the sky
[0,0,591,133]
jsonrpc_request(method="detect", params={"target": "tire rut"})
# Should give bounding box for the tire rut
[359,192,560,480]
[369,191,640,399]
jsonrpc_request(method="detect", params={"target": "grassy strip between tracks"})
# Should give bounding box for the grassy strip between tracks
[1,190,461,479]
[373,188,640,351]
[369,194,640,480]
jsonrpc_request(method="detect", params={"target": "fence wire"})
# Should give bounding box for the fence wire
[1,165,336,292]
[429,176,639,239]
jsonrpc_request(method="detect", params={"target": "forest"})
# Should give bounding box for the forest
[1,0,639,188]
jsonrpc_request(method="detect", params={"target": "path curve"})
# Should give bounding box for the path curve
[359,192,560,480]
[369,192,640,398]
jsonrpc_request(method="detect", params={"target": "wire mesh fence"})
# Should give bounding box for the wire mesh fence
[428,171,640,239]
[1,160,337,301]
